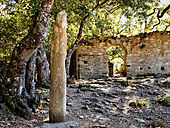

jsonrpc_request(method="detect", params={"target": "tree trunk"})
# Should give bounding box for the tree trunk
[26,44,50,89]
[65,1,109,81]
[36,44,50,88]
[49,10,67,122]
[5,0,54,118]
[65,52,72,81]
[25,52,39,112]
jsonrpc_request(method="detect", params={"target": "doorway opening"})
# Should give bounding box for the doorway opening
[106,45,127,77]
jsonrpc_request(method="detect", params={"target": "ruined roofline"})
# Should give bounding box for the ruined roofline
[79,31,170,46]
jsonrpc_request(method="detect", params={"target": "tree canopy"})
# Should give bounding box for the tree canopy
[0,0,38,61]
[53,0,170,49]
[0,0,170,61]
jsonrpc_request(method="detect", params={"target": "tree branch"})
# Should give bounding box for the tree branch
[106,5,120,13]
[158,4,170,18]
[67,0,110,56]
[164,25,170,31]
[152,17,160,29]
[152,4,170,29]
[148,8,156,16]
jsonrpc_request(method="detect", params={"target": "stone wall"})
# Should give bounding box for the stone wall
[76,31,170,79]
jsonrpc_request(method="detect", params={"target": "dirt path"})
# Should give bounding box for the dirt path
[0,77,169,128]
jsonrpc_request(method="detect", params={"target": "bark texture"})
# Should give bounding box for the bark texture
[25,52,38,112]
[49,10,67,122]
[5,0,54,118]
[36,44,50,88]
[65,53,73,81]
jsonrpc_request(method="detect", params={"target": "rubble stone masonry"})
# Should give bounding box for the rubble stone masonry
[76,31,170,79]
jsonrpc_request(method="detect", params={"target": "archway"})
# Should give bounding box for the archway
[106,44,127,77]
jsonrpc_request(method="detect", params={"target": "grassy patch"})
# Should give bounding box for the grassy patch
[129,97,149,108]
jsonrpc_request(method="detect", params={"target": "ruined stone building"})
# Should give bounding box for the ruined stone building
[70,31,170,79]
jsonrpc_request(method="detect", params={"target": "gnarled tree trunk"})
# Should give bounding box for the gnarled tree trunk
[4,0,54,118]
[26,44,50,89]
[49,10,67,122]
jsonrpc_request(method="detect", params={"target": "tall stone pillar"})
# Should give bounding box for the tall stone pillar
[49,10,67,122]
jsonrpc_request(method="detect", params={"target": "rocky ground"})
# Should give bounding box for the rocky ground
[0,77,169,128]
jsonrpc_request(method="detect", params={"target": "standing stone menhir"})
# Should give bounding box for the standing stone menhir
[49,10,67,122]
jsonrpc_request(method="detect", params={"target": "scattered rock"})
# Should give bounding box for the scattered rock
[92,92,99,97]
[158,78,170,87]
[80,87,90,91]
[131,80,142,84]
[154,73,167,78]
[91,80,107,85]
[147,120,164,128]
[146,116,153,120]
[68,84,79,88]
[93,103,104,109]
[136,118,145,123]
[94,108,104,113]
[1,77,170,128]
[82,96,99,102]
[157,97,170,107]
[67,102,73,106]
[91,125,107,128]
[111,112,119,116]
[82,100,91,105]
[42,121,78,128]
[119,80,129,86]
[136,76,146,79]
[102,92,117,97]
[81,105,90,110]
[111,90,127,95]
[79,116,84,119]
[102,101,109,105]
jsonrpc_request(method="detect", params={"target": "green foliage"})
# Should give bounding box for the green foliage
[0,104,11,114]
[109,58,124,75]
[157,97,170,107]
[79,81,91,88]
[0,0,169,61]
[52,0,169,51]
[129,97,149,108]
[106,46,125,61]
[106,46,126,75]
[0,0,34,61]
[44,17,55,60]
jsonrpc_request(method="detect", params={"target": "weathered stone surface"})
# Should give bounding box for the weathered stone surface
[135,118,145,123]
[94,108,104,113]
[91,125,107,128]
[42,121,78,128]
[75,32,170,79]
[155,73,167,78]
[49,10,67,122]
[81,105,90,110]
[82,96,99,102]
[158,77,170,87]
